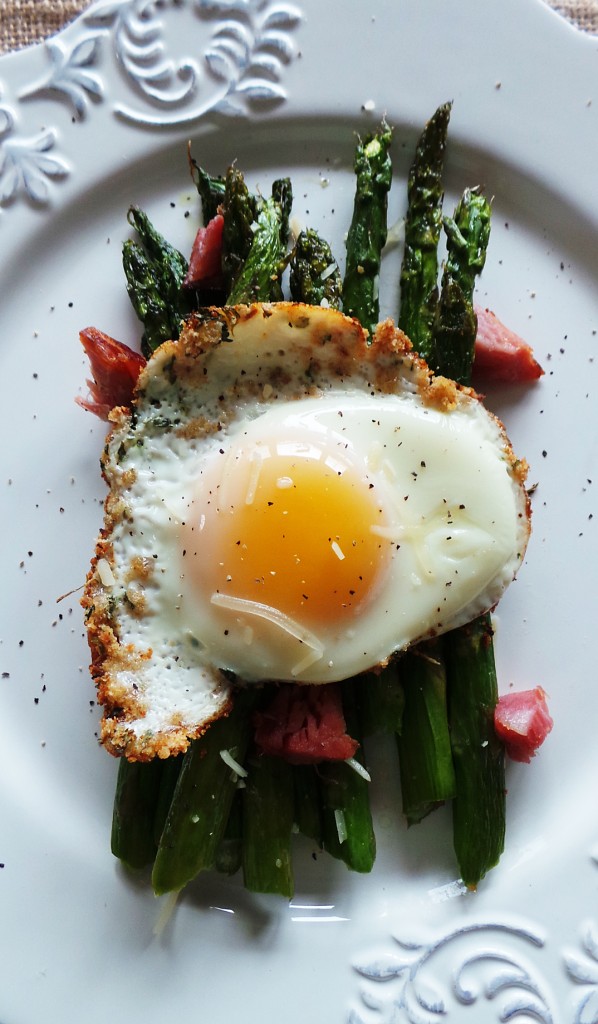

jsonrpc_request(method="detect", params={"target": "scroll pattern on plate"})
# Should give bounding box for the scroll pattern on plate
[0,0,302,207]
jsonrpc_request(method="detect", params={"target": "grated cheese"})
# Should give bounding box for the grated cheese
[334,808,347,844]
[245,445,267,505]
[344,757,371,783]
[331,540,345,561]
[290,215,304,240]
[96,557,115,587]
[153,891,179,937]
[210,592,324,677]
[220,748,248,778]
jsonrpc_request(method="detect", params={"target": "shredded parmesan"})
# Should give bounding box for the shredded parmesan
[345,757,371,783]
[245,445,267,505]
[331,540,345,561]
[334,808,348,844]
[290,644,324,676]
[220,748,248,778]
[383,216,406,251]
[153,891,179,937]
[290,215,304,240]
[96,557,115,587]
[210,592,324,677]
[320,263,337,281]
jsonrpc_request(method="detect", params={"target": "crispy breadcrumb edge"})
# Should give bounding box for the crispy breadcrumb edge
[82,302,529,761]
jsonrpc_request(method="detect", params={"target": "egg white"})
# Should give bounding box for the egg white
[84,303,530,759]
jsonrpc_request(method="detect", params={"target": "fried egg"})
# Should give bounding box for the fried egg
[83,303,530,760]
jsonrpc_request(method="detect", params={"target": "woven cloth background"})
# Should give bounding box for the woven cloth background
[1,0,597,52]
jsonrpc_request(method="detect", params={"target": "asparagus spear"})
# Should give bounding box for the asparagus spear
[398,102,451,359]
[152,755,183,846]
[360,664,405,738]
[444,615,505,887]
[272,176,293,246]
[111,756,164,870]
[432,186,491,384]
[289,228,342,307]
[188,151,226,222]
[293,764,323,844]
[396,640,455,824]
[221,166,260,295]
[122,206,192,358]
[319,681,376,873]
[152,690,257,895]
[395,105,456,824]
[342,121,393,334]
[215,788,243,875]
[432,185,502,887]
[227,194,288,304]
[242,753,295,897]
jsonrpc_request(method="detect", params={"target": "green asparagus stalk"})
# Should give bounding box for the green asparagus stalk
[242,753,295,897]
[188,150,226,222]
[432,186,491,384]
[396,640,455,824]
[221,166,260,295]
[398,102,451,358]
[360,664,405,738]
[215,788,243,875]
[152,690,257,895]
[227,195,289,305]
[293,764,323,844]
[444,616,505,887]
[342,122,393,335]
[289,228,342,307]
[111,756,165,870]
[152,755,183,846]
[272,176,293,246]
[122,206,192,358]
[395,105,456,824]
[319,681,376,873]
[432,185,502,887]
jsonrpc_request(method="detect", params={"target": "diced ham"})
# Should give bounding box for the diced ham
[473,305,544,384]
[76,326,146,419]
[253,683,359,764]
[183,213,224,289]
[494,686,553,763]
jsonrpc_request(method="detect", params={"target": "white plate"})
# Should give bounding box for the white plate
[1,1,597,1021]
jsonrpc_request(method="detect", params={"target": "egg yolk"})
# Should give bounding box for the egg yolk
[188,440,389,630]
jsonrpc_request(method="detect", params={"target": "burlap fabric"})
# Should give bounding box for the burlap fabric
[1,1,87,52]
[0,0,597,52]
